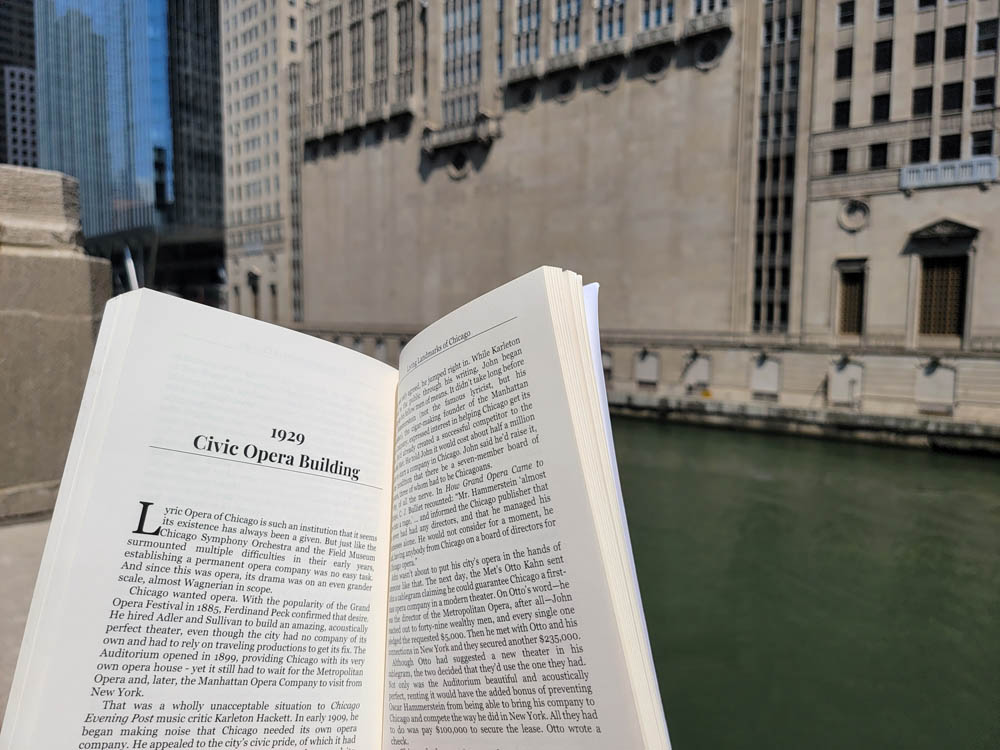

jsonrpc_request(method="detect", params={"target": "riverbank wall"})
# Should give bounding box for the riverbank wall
[297,326,1000,455]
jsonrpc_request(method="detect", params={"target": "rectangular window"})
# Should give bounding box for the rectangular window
[836,47,853,79]
[877,0,894,17]
[870,142,888,169]
[874,39,893,72]
[940,133,961,160]
[642,0,674,29]
[920,256,967,336]
[978,19,999,53]
[555,0,581,51]
[944,25,966,59]
[839,0,855,26]
[516,0,541,62]
[397,0,415,99]
[760,114,769,139]
[913,86,933,115]
[974,77,996,107]
[872,93,890,122]
[349,20,364,115]
[329,28,343,119]
[918,0,935,7]
[834,99,851,128]
[915,31,935,65]
[831,148,849,174]
[972,130,993,155]
[372,9,389,107]
[789,15,801,40]
[594,0,625,41]
[839,266,866,334]
[942,81,963,111]
[910,137,931,163]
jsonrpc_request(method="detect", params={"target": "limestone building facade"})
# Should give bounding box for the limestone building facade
[298,0,1000,433]
[221,0,305,322]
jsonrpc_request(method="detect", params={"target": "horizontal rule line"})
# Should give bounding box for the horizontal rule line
[400,315,519,383]
[148,446,383,491]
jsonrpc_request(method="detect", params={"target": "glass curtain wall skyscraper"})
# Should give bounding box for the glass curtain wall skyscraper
[35,0,223,303]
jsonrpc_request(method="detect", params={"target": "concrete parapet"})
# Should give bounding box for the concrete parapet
[0,165,111,521]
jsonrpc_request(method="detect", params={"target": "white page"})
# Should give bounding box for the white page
[1,290,397,749]
[382,269,645,749]
[583,283,670,747]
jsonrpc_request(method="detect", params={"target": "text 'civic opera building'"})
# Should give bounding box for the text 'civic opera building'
[297,0,1000,437]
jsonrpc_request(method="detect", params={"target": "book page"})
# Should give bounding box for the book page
[384,269,645,748]
[1,291,397,750]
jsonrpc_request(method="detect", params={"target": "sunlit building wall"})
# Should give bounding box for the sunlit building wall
[220,0,304,323]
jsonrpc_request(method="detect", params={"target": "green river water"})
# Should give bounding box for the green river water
[613,417,1000,750]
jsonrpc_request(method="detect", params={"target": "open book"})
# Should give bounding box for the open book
[1,267,670,749]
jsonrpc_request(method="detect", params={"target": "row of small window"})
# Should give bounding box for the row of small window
[756,194,795,220]
[836,23,998,81]
[838,255,967,339]
[225,42,280,78]
[443,33,482,59]
[757,154,796,184]
[227,207,284,232]
[759,109,798,139]
[692,0,728,13]
[836,0,969,26]
[228,175,281,201]
[226,152,281,178]
[762,14,801,46]
[831,80,996,132]
[444,55,482,89]
[3,151,36,166]
[442,91,479,125]
[829,131,994,174]
[760,59,800,94]
[445,0,481,31]
[642,0,674,30]
[4,126,35,140]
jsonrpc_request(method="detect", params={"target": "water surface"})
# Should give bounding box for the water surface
[614,418,1000,749]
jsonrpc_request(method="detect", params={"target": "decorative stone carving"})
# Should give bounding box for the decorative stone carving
[837,198,870,233]
[910,218,978,240]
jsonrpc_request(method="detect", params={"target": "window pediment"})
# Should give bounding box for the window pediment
[910,219,978,241]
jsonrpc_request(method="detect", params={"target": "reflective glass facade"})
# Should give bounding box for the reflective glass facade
[35,0,221,238]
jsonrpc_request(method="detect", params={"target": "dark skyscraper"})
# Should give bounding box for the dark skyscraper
[0,0,37,166]
[35,0,224,304]
[166,0,223,229]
